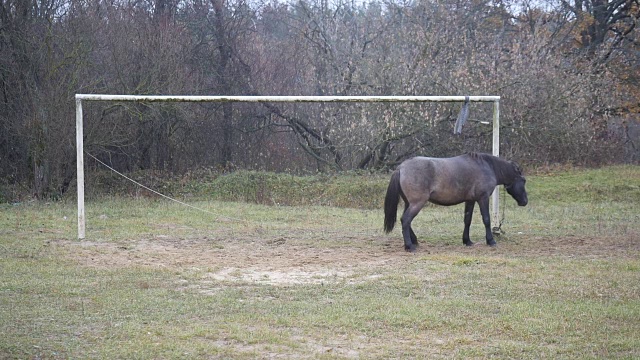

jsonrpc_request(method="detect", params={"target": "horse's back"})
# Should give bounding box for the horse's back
[399,155,482,181]
[398,154,497,205]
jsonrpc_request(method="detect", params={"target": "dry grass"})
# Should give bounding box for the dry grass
[1,166,639,359]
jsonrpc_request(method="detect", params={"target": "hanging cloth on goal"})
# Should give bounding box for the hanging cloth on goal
[454,96,470,134]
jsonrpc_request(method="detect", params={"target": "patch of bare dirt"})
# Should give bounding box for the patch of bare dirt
[496,232,640,259]
[54,230,640,287]
[56,234,408,286]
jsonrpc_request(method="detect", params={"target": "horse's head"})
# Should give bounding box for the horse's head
[506,163,528,206]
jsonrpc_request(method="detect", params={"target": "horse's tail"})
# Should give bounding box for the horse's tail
[384,170,401,233]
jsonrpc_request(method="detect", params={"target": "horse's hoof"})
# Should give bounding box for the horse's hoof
[405,246,417,252]
[487,241,497,247]
[464,241,474,247]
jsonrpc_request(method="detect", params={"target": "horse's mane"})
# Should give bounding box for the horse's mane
[466,152,522,182]
[467,152,490,161]
[466,152,497,165]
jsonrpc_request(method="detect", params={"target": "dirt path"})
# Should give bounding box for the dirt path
[55,229,639,286]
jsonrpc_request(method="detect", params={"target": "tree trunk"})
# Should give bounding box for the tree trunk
[212,0,234,167]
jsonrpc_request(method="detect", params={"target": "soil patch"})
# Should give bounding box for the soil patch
[55,230,639,287]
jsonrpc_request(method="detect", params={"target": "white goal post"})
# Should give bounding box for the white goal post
[75,94,500,239]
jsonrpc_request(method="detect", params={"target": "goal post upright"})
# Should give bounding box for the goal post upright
[76,97,85,239]
[75,94,500,240]
[492,99,500,230]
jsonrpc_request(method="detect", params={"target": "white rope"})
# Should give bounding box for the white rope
[85,151,243,222]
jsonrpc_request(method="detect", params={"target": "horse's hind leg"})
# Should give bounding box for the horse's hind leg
[401,202,425,252]
[463,201,475,246]
[402,201,419,247]
[410,228,418,246]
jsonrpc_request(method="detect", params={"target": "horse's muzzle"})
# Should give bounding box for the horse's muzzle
[517,199,528,206]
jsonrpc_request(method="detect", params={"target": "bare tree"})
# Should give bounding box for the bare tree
[1,0,638,200]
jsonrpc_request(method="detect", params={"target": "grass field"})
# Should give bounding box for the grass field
[1,166,639,359]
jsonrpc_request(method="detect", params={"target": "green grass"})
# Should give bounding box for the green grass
[83,170,399,209]
[1,166,639,359]
[529,165,640,204]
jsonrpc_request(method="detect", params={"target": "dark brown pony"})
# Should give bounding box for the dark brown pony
[384,153,528,251]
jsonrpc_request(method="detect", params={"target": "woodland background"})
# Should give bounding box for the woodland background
[1,0,639,199]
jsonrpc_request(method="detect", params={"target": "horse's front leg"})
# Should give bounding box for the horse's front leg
[463,201,475,246]
[477,196,496,246]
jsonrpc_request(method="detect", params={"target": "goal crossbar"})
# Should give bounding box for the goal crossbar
[76,94,500,239]
[76,94,499,103]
